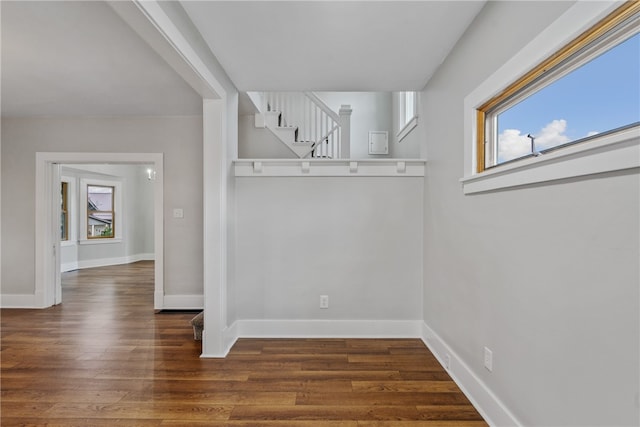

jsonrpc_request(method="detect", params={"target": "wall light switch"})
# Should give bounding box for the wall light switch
[320,295,329,309]
[173,208,184,219]
[484,346,493,372]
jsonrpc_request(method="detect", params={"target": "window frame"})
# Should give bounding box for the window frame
[86,184,115,239]
[79,178,122,244]
[397,91,418,142]
[60,176,76,247]
[462,1,640,194]
[60,181,69,241]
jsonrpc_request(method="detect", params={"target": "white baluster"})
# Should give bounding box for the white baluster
[333,132,337,159]
[305,97,309,143]
[283,94,288,127]
[324,115,329,158]
[320,113,324,158]
[315,106,320,155]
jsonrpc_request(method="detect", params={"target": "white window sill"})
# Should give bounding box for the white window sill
[397,116,418,143]
[60,240,76,248]
[461,126,640,194]
[79,238,122,245]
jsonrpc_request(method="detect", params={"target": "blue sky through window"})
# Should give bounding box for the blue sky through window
[497,32,640,163]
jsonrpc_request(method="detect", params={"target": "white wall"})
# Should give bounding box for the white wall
[60,164,154,271]
[421,1,639,425]
[238,114,297,159]
[1,116,203,298]
[234,176,423,324]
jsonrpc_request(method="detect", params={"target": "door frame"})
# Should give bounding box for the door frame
[35,152,164,309]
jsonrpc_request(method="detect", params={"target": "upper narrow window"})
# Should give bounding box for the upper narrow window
[398,91,418,142]
[60,182,68,241]
[87,184,114,239]
[477,1,640,171]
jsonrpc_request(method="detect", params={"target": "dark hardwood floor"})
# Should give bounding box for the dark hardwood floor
[1,261,487,426]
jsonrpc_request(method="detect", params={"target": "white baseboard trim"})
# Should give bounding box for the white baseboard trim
[421,322,521,427]
[63,253,155,272]
[237,319,423,338]
[223,321,239,355]
[204,319,422,358]
[0,294,38,308]
[162,294,203,310]
[61,262,79,273]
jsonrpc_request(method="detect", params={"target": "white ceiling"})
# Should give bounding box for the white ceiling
[181,1,486,92]
[1,1,486,117]
[1,1,202,117]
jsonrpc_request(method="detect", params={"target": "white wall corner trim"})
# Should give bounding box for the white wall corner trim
[421,322,521,427]
[131,0,225,99]
[462,1,633,194]
[199,323,239,359]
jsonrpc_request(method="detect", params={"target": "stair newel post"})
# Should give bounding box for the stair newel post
[339,104,352,159]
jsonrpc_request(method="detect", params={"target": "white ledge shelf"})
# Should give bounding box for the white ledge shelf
[234,159,426,177]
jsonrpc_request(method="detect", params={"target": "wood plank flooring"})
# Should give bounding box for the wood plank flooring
[1,261,487,426]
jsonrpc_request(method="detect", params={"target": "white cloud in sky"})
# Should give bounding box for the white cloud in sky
[498,119,589,163]
[497,128,530,162]
[535,119,570,150]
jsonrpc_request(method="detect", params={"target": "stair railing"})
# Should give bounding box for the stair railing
[260,92,351,159]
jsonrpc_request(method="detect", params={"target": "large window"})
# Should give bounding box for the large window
[87,184,114,239]
[477,1,639,171]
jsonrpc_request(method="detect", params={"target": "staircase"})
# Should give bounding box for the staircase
[252,92,352,159]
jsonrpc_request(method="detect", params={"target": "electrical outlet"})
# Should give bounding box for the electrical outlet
[484,346,493,372]
[445,353,451,370]
[319,295,329,309]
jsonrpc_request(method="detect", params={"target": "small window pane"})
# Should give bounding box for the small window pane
[61,212,67,240]
[88,213,113,238]
[496,33,640,164]
[88,185,113,211]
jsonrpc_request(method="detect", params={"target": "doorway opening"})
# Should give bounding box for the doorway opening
[35,152,164,310]
[57,163,155,305]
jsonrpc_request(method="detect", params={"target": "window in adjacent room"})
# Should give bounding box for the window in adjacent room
[397,91,418,142]
[87,184,115,239]
[60,182,68,241]
[477,1,639,172]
